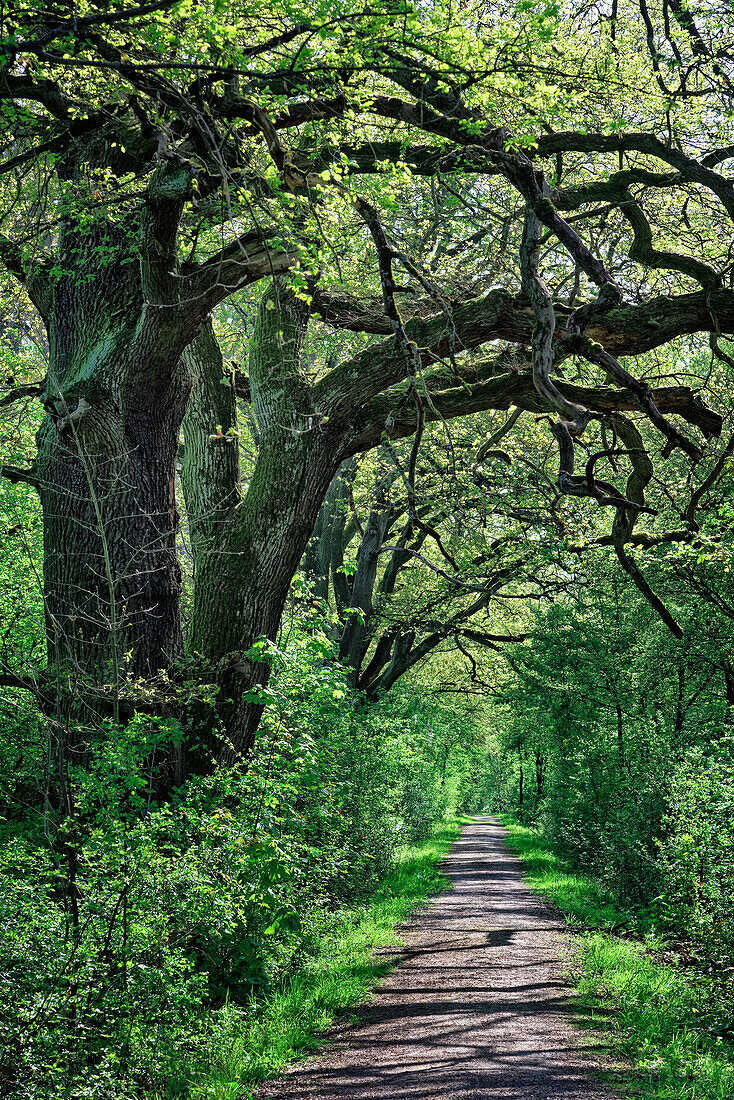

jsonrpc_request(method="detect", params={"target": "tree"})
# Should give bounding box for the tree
[1,0,733,761]
[301,420,568,698]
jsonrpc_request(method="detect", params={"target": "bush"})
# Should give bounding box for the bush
[0,639,484,1098]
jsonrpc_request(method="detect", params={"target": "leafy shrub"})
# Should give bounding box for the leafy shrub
[0,638,483,1098]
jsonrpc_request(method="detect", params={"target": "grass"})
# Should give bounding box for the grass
[501,816,734,1100]
[189,817,466,1099]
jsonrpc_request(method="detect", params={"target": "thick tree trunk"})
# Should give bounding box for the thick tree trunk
[36,233,193,692]
[191,430,343,756]
[181,321,241,562]
[186,279,346,759]
[302,459,356,609]
[39,400,187,681]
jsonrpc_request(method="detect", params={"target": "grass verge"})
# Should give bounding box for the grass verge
[501,816,734,1100]
[192,817,466,1100]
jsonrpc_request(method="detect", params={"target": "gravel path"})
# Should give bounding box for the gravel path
[259,816,614,1100]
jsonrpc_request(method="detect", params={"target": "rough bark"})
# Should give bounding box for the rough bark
[302,460,357,608]
[181,321,241,562]
[338,486,394,681]
[187,279,347,759]
[2,157,289,723]
[37,223,194,685]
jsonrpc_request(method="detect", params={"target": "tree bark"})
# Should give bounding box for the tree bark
[302,459,356,609]
[180,321,241,563]
[338,485,393,681]
[187,279,347,759]
[37,232,192,688]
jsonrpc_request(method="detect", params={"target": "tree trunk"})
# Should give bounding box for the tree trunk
[534,750,546,804]
[338,486,393,681]
[187,279,347,759]
[180,321,241,563]
[37,247,192,690]
[615,702,627,770]
[302,459,356,608]
[518,751,524,812]
[191,431,343,756]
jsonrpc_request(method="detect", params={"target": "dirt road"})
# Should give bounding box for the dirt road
[259,816,615,1100]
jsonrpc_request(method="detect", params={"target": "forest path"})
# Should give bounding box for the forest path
[259,816,616,1100]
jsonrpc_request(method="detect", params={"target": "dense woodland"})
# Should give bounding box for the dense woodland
[1,0,734,1095]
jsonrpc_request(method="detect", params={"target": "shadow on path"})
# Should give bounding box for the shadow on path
[259,816,613,1100]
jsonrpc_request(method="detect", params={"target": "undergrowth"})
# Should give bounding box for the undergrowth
[190,818,464,1099]
[0,626,488,1100]
[501,816,734,1100]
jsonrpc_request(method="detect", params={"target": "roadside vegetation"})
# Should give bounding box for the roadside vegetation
[490,556,734,1098]
[200,820,461,1098]
[0,629,486,1098]
[503,820,734,1100]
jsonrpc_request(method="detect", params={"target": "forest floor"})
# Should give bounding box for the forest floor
[257,816,621,1100]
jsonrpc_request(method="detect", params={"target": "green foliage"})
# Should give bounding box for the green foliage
[495,565,734,946]
[0,639,483,1098]
[196,820,459,1097]
[504,820,734,1100]
[499,817,624,930]
[494,549,734,1096]
[655,737,734,958]
[2,1,734,1096]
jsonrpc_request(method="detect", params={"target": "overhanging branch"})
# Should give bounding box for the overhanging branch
[349,370,722,453]
[317,285,734,421]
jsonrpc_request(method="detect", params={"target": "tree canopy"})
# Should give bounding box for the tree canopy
[2,0,734,756]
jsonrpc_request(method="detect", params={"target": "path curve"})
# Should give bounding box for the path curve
[259,816,613,1100]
